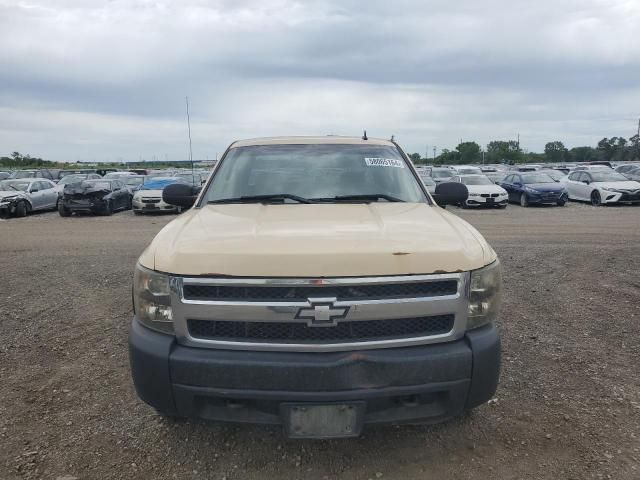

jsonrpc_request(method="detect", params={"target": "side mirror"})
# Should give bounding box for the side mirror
[432,182,468,207]
[30,189,39,193]
[163,183,198,208]
[583,180,590,185]
[514,182,522,187]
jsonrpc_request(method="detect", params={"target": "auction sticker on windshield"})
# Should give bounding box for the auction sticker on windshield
[364,158,404,168]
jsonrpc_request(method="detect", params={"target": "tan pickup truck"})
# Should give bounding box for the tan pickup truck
[129,136,502,439]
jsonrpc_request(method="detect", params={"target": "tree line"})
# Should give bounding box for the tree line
[408,135,640,165]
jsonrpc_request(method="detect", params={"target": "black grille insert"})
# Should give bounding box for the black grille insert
[182,281,458,302]
[187,315,455,343]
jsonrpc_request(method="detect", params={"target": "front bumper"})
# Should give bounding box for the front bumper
[601,190,640,204]
[465,196,508,207]
[63,199,107,212]
[527,192,566,204]
[129,318,500,430]
[132,197,178,212]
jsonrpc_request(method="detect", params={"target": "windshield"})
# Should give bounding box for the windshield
[431,170,452,179]
[59,175,88,185]
[541,170,564,181]
[457,168,482,175]
[521,173,555,184]
[141,177,185,190]
[126,177,145,186]
[81,180,112,190]
[460,176,493,186]
[591,171,629,182]
[0,180,30,191]
[203,144,426,203]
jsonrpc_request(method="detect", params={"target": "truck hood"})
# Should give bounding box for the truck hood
[466,185,507,195]
[140,203,496,277]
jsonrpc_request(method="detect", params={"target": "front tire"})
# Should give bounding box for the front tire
[103,201,113,216]
[58,202,72,217]
[591,191,602,206]
[15,201,27,217]
[557,199,566,207]
[520,193,529,207]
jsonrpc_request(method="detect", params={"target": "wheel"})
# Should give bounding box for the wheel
[15,201,27,217]
[127,197,133,210]
[519,193,529,207]
[591,191,602,206]
[103,201,113,216]
[58,202,72,217]
[557,199,566,207]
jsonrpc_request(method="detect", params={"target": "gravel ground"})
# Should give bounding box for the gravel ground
[1,202,639,480]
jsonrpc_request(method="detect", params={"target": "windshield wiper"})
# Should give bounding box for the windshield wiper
[208,194,313,204]
[312,194,404,203]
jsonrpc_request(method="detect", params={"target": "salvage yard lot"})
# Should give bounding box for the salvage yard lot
[1,204,639,480]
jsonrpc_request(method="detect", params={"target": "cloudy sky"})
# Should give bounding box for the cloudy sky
[1,0,639,162]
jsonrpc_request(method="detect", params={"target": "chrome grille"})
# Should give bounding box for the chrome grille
[170,273,469,352]
[188,315,454,343]
[182,281,458,302]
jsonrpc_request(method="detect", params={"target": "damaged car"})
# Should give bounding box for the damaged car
[0,178,58,218]
[58,179,132,217]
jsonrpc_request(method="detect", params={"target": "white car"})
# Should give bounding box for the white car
[563,170,640,205]
[452,174,508,208]
[132,177,188,214]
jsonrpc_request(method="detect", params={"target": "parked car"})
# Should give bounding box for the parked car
[0,171,11,180]
[132,177,190,214]
[58,179,132,216]
[562,170,640,206]
[129,135,500,437]
[452,174,508,208]
[54,173,102,193]
[0,178,58,217]
[500,172,567,207]
[429,167,454,184]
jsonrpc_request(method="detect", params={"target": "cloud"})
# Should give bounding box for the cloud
[0,0,639,160]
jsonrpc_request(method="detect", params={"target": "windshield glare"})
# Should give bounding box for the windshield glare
[521,173,555,184]
[59,175,87,184]
[0,180,30,191]
[591,172,628,182]
[431,170,452,178]
[203,144,426,203]
[460,176,493,186]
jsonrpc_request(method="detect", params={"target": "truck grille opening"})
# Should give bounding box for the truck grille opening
[182,281,458,302]
[187,315,455,343]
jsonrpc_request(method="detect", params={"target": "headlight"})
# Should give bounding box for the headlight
[523,186,539,194]
[133,264,173,334]
[467,260,502,330]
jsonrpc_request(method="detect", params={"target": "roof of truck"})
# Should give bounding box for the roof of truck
[230,136,395,148]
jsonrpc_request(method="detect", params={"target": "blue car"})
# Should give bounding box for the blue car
[500,172,567,207]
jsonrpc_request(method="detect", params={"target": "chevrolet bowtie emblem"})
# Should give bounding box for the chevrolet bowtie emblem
[295,298,349,327]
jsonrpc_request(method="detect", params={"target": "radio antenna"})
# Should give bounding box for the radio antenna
[186,96,194,175]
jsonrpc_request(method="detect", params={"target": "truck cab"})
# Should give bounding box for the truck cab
[129,136,501,438]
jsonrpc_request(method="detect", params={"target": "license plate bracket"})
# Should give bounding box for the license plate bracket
[282,403,364,439]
